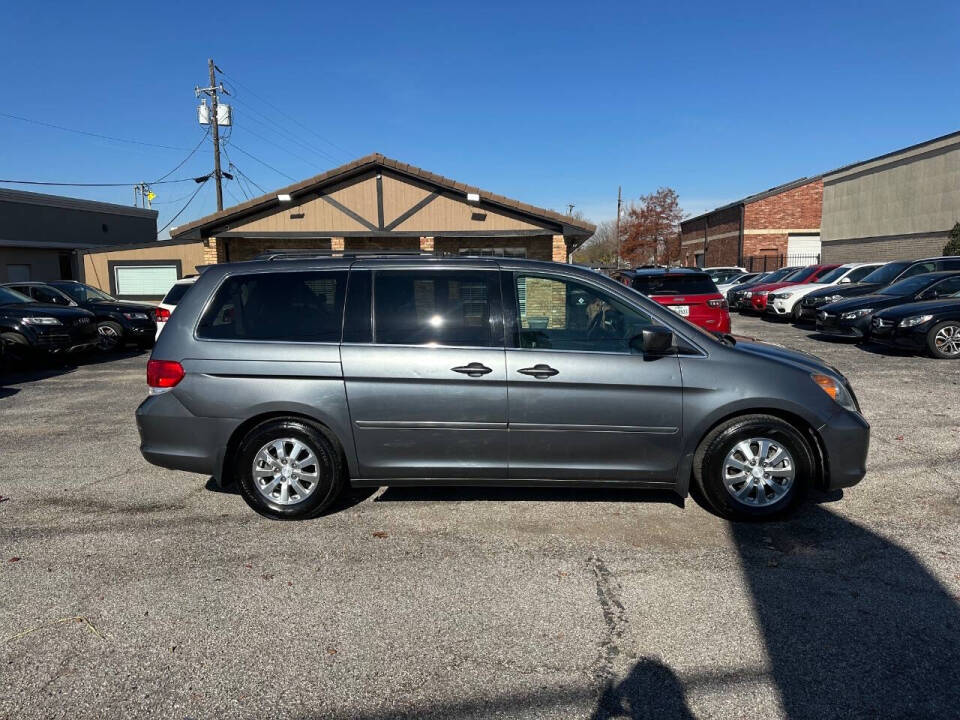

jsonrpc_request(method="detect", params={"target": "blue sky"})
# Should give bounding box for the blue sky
[2,0,958,236]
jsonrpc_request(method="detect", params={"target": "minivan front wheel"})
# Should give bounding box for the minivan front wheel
[694,414,813,521]
[236,419,344,520]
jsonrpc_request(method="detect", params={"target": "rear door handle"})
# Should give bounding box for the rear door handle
[451,362,493,377]
[517,364,559,379]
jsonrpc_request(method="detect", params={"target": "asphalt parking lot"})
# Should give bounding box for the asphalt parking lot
[1,316,959,720]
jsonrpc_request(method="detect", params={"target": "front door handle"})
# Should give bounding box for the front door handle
[517,364,559,379]
[451,362,493,377]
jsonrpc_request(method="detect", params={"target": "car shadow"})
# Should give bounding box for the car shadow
[0,386,20,399]
[203,477,379,515]
[0,347,147,386]
[855,341,918,358]
[374,485,685,508]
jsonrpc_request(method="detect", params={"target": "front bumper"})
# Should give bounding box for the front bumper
[868,323,928,351]
[28,320,98,353]
[815,313,871,338]
[818,408,870,490]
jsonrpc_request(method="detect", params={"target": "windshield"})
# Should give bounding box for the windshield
[816,266,851,284]
[161,282,194,306]
[0,287,34,305]
[706,269,744,283]
[51,282,115,303]
[759,267,797,283]
[631,274,718,295]
[860,261,910,285]
[878,275,936,296]
[782,266,818,283]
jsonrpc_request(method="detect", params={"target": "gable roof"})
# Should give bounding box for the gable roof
[171,153,595,240]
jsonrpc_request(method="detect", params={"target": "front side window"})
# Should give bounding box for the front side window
[197,271,347,342]
[51,282,114,304]
[926,276,960,297]
[515,274,652,353]
[844,265,880,283]
[373,270,500,347]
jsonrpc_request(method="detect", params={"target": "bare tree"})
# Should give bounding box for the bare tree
[573,219,619,266]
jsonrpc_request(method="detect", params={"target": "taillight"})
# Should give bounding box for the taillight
[154,307,171,322]
[147,360,184,394]
[707,298,728,309]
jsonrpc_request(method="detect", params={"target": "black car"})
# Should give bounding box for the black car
[869,296,960,358]
[815,271,960,339]
[0,285,98,359]
[798,255,960,321]
[726,267,800,310]
[3,281,156,351]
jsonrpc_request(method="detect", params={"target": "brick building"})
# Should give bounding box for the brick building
[169,153,594,265]
[679,177,823,269]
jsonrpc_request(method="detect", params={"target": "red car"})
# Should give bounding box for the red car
[617,268,731,333]
[748,264,840,312]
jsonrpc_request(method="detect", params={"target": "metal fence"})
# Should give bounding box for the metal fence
[743,253,821,272]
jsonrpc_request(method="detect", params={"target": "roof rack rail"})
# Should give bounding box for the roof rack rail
[253,249,436,262]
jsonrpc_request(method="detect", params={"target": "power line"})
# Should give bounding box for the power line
[229,95,340,165]
[153,128,210,183]
[218,69,352,159]
[228,143,298,182]
[0,176,200,188]
[0,111,190,151]
[233,123,326,170]
[158,177,210,235]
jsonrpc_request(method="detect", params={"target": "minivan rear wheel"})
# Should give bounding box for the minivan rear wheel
[694,414,813,521]
[236,419,345,520]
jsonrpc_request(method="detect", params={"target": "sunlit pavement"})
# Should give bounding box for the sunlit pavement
[1,321,958,719]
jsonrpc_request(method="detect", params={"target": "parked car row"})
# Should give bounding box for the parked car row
[0,280,158,363]
[723,255,960,359]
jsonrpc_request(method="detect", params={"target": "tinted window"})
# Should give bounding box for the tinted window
[630,274,718,295]
[373,270,500,347]
[897,261,936,280]
[50,282,114,303]
[706,269,744,284]
[878,274,940,297]
[32,286,72,305]
[162,282,193,306]
[926,276,960,297]
[197,271,346,342]
[845,265,881,283]
[0,287,32,305]
[941,258,960,270]
[816,266,849,284]
[760,267,797,283]
[516,274,652,353]
[859,261,909,284]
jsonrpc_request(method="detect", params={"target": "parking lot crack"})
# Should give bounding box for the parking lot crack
[588,555,637,694]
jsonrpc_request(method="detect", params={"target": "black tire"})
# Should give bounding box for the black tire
[694,414,813,521]
[791,305,804,322]
[926,321,960,359]
[96,321,124,352]
[235,419,345,520]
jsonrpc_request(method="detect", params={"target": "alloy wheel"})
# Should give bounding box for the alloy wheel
[97,325,120,351]
[251,438,321,505]
[934,324,960,357]
[722,437,795,507]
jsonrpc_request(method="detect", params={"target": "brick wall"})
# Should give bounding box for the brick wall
[433,236,554,261]
[218,237,332,262]
[679,206,740,267]
[822,233,950,263]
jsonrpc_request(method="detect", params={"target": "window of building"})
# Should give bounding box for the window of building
[197,271,347,342]
[514,274,651,353]
[373,270,500,347]
[6,264,30,282]
[114,265,180,298]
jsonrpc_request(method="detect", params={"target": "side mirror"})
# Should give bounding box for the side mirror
[631,326,675,355]
[839,277,851,284]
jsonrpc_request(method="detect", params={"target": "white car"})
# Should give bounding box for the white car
[703,266,748,285]
[716,271,763,295]
[766,262,884,320]
[154,277,197,339]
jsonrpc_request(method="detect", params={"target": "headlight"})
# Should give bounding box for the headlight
[899,314,933,327]
[841,308,873,320]
[743,291,753,298]
[123,312,150,320]
[22,316,62,325]
[811,373,858,412]
[824,295,843,303]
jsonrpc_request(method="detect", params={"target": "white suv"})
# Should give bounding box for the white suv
[154,277,197,339]
[766,263,884,320]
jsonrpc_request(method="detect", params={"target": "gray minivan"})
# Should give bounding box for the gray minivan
[137,255,869,521]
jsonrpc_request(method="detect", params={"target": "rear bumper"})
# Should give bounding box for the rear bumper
[136,392,237,477]
[818,409,870,490]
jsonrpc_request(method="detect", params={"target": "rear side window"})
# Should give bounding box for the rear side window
[197,271,347,342]
[845,265,880,283]
[162,282,193,306]
[373,270,500,347]
[898,261,936,279]
[630,274,718,295]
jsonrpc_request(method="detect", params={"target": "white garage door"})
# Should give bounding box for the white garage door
[787,234,821,261]
[114,265,179,298]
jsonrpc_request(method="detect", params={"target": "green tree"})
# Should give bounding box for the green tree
[944,222,960,256]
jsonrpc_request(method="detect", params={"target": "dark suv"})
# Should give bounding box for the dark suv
[137,254,869,522]
[4,281,157,351]
[0,285,97,358]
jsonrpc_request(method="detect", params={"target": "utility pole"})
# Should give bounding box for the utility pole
[615,185,623,268]
[196,59,228,211]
